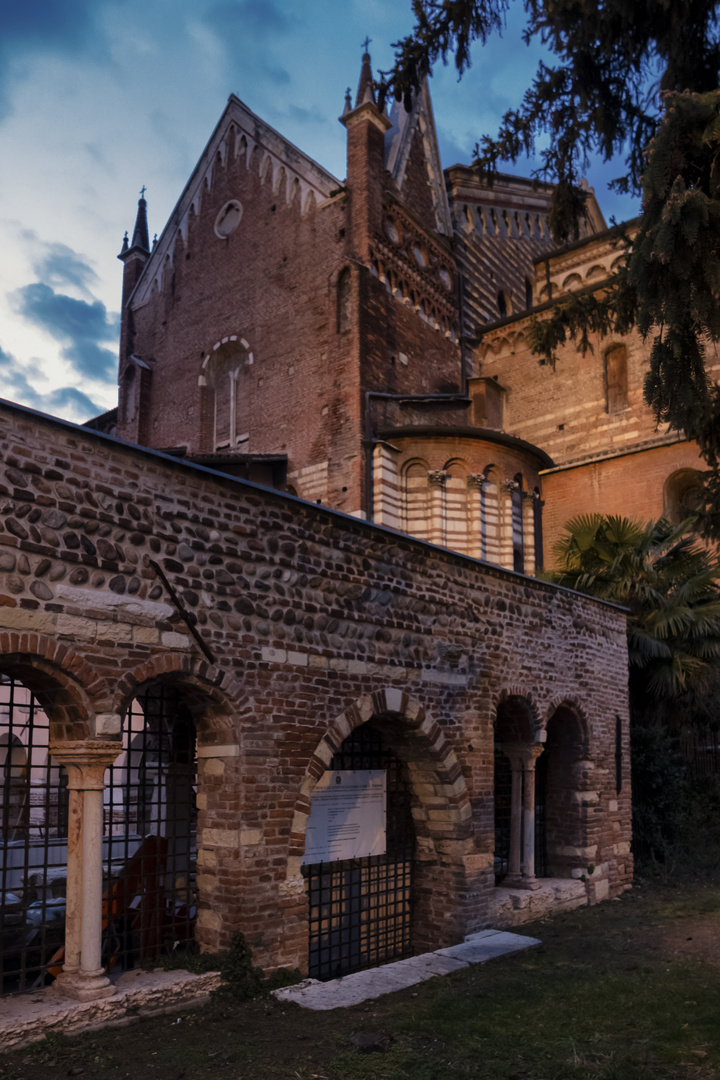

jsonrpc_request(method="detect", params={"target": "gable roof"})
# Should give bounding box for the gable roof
[385,81,453,238]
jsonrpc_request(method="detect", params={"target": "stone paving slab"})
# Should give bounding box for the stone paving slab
[0,968,221,1053]
[273,929,540,1011]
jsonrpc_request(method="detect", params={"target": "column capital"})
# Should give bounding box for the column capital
[501,741,544,769]
[428,469,447,487]
[49,739,122,790]
[467,473,487,491]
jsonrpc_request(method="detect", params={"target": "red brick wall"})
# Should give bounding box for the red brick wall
[1,401,633,973]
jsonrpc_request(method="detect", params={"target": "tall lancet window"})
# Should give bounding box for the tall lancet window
[206,343,250,451]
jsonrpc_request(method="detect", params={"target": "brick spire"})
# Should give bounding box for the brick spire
[355,50,375,107]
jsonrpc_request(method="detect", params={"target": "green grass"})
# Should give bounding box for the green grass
[1,881,718,1080]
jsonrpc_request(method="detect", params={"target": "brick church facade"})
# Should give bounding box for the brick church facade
[0,56,643,1007]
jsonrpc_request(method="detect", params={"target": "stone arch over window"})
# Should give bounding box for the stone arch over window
[337,267,351,333]
[511,473,525,572]
[663,468,704,525]
[287,690,474,964]
[562,272,582,291]
[0,659,94,996]
[604,344,628,413]
[114,665,246,957]
[202,338,251,451]
[493,693,543,886]
[444,458,470,554]
[541,702,591,878]
[402,458,430,541]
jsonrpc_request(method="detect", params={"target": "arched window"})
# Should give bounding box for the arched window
[205,342,250,450]
[524,278,533,309]
[511,474,525,572]
[403,461,430,540]
[337,268,352,333]
[664,469,704,525]
[497,291,508,319]
[604,345,628,413]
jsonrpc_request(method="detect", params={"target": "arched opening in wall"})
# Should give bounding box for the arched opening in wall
[494,696,541,883]
[663,468,704,525]
[543,705,589,877]
[337,267,351,334]
[103,685,198,972]
[524,278,533,309]
[511,474,525,572]
[204,341,250,451]
[303,722,415,981]
[533,486,544,571]
[1,675,69,996]
[604,344,628,414]
[402,460,430,541]
[444,459,470,555]
[497,291,509,319]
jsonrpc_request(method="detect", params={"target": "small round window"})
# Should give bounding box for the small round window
[215,200,243,239]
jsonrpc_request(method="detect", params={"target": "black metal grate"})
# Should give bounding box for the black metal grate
[1,676,69,996]
[493,746,512,882]
[103,686,197,972]
[534,750,547,878]
[305,724,414,981]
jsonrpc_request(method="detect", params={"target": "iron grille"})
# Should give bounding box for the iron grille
[493,746,511,882]
[305,724,414,981]
[1,676,69,996]
[103,686,197,972]
[534,750,547,878]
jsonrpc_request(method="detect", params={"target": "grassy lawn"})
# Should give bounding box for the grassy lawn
[1,881,718,1080]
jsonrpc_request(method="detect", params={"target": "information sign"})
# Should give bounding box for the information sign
[302,769,386,865]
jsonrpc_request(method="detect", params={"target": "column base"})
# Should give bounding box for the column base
[53,968,115,1002]
[503,874,542,891]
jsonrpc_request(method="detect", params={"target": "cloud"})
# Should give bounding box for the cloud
[202,1,292,85]
[202,0,291,41]
[32,243,99,293]
[0,343,104,421]
[12,282,119,381]
[0,1,117,119]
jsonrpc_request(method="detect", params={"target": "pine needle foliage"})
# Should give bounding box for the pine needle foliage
[549,513,720,710]
[380,3,720,535]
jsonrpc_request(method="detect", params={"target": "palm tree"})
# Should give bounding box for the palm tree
[549,514,720,720]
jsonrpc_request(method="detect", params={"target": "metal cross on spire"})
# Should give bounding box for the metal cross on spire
[361,36,372,53]
[140,185,147,200]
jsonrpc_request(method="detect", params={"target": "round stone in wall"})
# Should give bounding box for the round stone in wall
[214,200,243,238]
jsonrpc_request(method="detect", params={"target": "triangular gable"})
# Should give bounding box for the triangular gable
[385,81,453,238]
[130,95,342,308]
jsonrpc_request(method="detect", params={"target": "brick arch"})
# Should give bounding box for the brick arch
[494,688,541,742]
[541,697,594,877]
[0,634,100,741]
[543,696,590,740]
[287,688,472,872]
[112,654,248,745]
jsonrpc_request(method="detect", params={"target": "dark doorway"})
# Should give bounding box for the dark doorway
[304,723,414,980]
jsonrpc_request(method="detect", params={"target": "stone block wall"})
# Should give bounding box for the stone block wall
[0,400,632,975]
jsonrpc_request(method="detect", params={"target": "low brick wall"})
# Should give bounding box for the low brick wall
[0,400,633,975]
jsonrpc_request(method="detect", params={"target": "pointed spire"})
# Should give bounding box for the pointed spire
[120,231,129,255]
[355,46,375,108]
[342,86,352,116]
[131,187,150,252]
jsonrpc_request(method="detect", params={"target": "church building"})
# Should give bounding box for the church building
[0,54,639,1015]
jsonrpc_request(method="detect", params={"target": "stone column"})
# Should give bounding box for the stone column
[428,470,447,547]
[49,740,122,1001]
[499,480,516,570]
[502,744,544,890]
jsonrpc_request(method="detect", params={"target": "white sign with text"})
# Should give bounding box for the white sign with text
[302,769,386,865]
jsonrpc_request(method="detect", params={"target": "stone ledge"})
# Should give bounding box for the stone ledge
[0,968,221,1053]
[491,878,588,928]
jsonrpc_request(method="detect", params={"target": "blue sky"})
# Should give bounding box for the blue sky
[0,0,640,424]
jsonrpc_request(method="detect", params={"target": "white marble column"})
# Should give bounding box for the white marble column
[49,740,122,1001]
[502,743,544,890]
